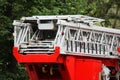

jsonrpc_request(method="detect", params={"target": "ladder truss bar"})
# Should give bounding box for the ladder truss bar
[21,15,104,22]
[57,20,120,35]
[62,52,119,59]
[13,15,120,58]
[60,26,120,56]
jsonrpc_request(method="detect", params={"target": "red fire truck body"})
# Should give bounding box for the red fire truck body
[13,15,120,80]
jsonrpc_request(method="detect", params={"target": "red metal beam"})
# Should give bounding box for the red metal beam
[13,46,63,63]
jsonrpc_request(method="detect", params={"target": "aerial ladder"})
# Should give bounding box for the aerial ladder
[13,15,120,80]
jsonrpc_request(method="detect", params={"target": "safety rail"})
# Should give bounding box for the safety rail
[13,15,120,58]
[57,20,120,58]
[65,40,113,55]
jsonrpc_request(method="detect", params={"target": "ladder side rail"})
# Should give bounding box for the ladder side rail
[61,32,119,59]
[22,15,104,23]
[59,23,120,57]
[57,20,120,35]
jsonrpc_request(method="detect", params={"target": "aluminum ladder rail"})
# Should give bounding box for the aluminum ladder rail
[13,15,104,54]
[57,20,120,59]
[13,15,120,58]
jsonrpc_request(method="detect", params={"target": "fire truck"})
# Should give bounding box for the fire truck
[13,15,120,80]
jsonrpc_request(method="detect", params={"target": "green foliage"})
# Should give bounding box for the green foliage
[0,0,119,80]
[0,63,28,80]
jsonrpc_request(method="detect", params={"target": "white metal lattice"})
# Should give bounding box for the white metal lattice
[13,15,120,58]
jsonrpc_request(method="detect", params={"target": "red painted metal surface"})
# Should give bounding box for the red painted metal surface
[13,47,119,80]
[117,47,120,53]
[63,56,102,80]
[13,46,62,63]
[26,64,39,80]
[24,56,103,80]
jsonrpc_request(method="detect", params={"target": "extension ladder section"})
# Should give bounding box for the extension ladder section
[13,15,120,80]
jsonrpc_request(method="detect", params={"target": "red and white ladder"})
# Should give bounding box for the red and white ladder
[13,15,120,58]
